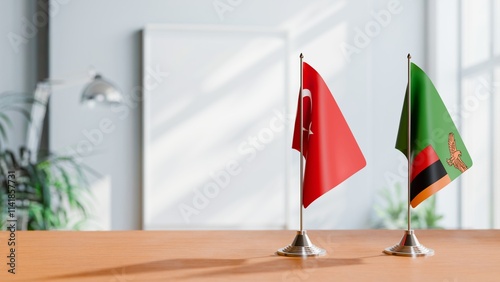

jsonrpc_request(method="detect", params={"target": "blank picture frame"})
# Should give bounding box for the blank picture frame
[142,25,291,229]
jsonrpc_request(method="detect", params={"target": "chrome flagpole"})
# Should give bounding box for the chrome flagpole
[277,53,325,257]
[300,52,304,233]
[383,54,434,257]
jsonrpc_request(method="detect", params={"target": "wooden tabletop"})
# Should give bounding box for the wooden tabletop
[0,230,499,281]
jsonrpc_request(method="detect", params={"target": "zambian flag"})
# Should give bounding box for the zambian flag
[396,63,472,208]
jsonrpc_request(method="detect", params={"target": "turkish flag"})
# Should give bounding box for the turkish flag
[292,62,366,208]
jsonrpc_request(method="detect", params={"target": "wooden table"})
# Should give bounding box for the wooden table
[0,230,499,281]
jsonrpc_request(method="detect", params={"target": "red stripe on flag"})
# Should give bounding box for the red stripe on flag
[411,145,440,182]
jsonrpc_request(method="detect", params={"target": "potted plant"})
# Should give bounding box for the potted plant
[372,182,444,229]
[0,92,93,230]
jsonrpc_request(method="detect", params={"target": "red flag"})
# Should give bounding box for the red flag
[293,62,366,208]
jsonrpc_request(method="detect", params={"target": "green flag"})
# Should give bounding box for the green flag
[396,63,472,208]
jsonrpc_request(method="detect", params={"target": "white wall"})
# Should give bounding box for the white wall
[0,0,37,150]
[49,0,426,230]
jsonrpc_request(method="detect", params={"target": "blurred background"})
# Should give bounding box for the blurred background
[0,0,498,230]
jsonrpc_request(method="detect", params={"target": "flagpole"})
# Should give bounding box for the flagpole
[299,53,304,233]
[407,53,412,232]
[277,53,325,257]
[383,53,434,257]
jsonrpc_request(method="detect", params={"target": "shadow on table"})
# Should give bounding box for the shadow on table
[42,255,373,281]
[182,256,368,280]
[43,258,247,280]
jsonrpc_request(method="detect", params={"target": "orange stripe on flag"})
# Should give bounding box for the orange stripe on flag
[411,145,440,182]
[410,174,451,208]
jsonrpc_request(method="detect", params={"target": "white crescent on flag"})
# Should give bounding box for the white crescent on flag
[302,88,313,136]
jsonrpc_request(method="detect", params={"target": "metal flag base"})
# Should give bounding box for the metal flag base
[277,230,326,257]
[383,230,434,257]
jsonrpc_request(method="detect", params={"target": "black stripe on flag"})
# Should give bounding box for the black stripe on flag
[410,160,448,201]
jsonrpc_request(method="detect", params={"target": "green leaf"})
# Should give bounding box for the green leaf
[1,142,94,230]
[372,183,444,229]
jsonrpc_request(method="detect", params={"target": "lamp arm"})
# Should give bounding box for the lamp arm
[25,68,96,161]
[25,69,120,161]
[25,82,51,162]
[44,68,96,90]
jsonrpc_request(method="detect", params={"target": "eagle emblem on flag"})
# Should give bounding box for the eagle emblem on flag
[447,132,468,173]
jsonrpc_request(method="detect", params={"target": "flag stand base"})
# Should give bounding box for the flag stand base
[383,230,434,257]
[277,230,326,257]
